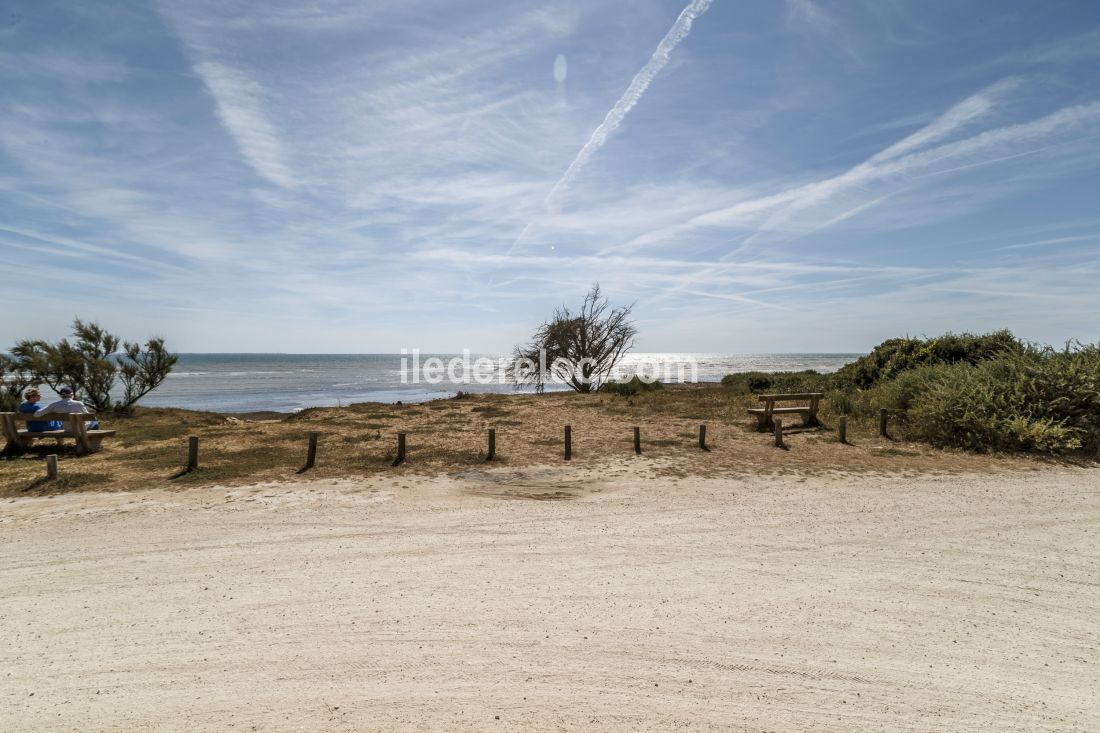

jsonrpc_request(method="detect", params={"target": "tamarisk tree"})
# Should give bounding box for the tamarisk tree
[510,283,637,393]
[9,319,178,413]
[0,354,34,411]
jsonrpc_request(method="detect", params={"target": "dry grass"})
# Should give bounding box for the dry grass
[0,386,1058,497]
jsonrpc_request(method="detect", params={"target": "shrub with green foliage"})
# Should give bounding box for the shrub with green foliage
[832,330,1023,389]
[8,319,178,413]
[867,366,941,413]
[892,343,1100,454]
[718,331,1098,455]
[0,354,33,411]
[601,375,664,397]
[720,370,831,395]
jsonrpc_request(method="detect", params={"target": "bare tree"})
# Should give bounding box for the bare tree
[510,283,637,393]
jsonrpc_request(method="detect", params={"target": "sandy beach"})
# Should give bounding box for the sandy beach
[2,463,1097,731]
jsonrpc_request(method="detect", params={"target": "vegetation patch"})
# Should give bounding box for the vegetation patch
[602,375,664,397]
[871,447,922,458]
[721,331,1100,456]
[25,471,112,493]
[646,438,679,448]
[471,405,512,418]
[721,370,831,395]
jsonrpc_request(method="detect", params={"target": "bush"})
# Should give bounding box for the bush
[602,375,664,397]
[0,354,32,411]
[868,367,939,413]
[720,370,831,395]
[832,330,1023,389]
[825,389,876,418]
[901,344,1100,454]
[8,319,178,413]
[718,333,1099,455]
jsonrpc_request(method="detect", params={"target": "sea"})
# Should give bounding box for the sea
[119,352,861,413]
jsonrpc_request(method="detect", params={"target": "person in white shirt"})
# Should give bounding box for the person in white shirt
[34,387,91,416]
[34,387,99,429]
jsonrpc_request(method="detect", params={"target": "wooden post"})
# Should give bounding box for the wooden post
[879,409,889,438]
[487,428,496,462]
[187,436,199,471]
[838,415,848,444]
[393,433,406,466]
[633,426,641,455]
[564,425,572,461]
[46,454,58,480]
[699,424,709,451]
[773,418,785,449]
[305,432,319,469]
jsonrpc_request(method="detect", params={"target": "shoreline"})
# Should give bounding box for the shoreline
[124,352,861,414]
[177,381,720,419]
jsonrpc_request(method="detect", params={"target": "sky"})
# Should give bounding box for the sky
[2,0,1100,354]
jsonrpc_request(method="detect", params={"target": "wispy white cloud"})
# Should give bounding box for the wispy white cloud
[603,83,1100,258]
[727,98,1100,242]
[192,61,297,188]
[785,0,831,32]
[0,48,131,83]
[3,1,1099,351]
[996,233,1100,251]
[867,77,1021,164]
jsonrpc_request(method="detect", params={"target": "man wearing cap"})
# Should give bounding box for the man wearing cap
[34,387,98,429]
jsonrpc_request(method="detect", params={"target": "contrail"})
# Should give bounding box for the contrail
[547,0,713,207]
[508,0,712,253]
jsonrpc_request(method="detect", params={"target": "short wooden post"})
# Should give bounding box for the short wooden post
[564,425,572,461]
[633,426,641,455]
[879,409,889,438]
[305,432,319,469]
[187,436,199,471]
[838,415,848,444]
[487,428,496,462]
[393,433,406,466]
[46,454,58,480]
[773,418,785,449]
[699,424,709,451]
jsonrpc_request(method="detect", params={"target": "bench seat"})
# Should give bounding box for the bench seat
[747,393,824,431]
[1,412,114,454]
[747,407,813,415]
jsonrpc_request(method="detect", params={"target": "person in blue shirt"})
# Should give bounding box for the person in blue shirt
[18,388,61,432]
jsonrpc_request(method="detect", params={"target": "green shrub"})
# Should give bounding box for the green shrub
[8,319,178,413]
[901,344,1100,454]
[825,389,876,418]
[719,334,1098,455]
[720,370,831,395]
[602,375,664,397]
[869,367,939,413]
[833,330,1023,389]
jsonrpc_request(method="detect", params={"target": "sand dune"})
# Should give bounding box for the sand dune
[2,465,1097,731]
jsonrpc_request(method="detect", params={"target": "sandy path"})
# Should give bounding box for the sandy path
[1,465,1098,731]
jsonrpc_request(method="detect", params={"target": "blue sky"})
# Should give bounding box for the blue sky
[2,0,1099,353]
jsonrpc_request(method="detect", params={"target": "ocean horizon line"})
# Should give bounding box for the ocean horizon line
[13,353,865,413]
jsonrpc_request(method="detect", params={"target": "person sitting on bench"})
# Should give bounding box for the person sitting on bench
[34,386,98,429]
[18,388,61,432]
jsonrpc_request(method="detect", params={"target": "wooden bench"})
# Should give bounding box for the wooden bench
[1,412,115,454]
[747,393,824,431]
